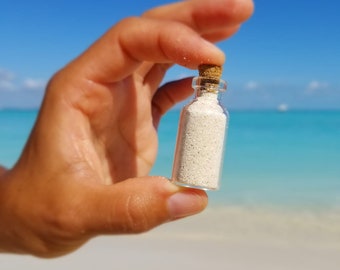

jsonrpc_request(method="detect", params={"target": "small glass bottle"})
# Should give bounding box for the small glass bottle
[171,64,228,190]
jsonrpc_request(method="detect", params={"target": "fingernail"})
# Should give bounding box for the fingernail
[167,190,207,220]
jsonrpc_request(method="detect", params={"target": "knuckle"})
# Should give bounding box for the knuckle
[122,195,152,234]
[43,205,84,239]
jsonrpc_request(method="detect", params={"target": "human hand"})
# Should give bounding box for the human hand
[0,0,253,257]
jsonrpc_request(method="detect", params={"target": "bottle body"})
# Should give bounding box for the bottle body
[171,78,228,190]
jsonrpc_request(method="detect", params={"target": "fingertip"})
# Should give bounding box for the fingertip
[248,0,255,18]
[159,25,225,69]
[167,188,208,220]
[215,0,254,23]
[236,0,255,21]
[199,39,226,66]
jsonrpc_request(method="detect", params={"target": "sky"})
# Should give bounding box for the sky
[0,0,339,110]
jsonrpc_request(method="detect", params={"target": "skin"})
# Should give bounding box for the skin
[0,0,254,258]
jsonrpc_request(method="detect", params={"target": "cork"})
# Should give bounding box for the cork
[198,64,222,85]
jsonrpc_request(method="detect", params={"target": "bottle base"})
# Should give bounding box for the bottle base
[171,179,219,191]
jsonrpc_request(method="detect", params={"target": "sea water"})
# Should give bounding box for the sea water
[155,110,340,209]
[0,109,37,167]
[1,109,340,209]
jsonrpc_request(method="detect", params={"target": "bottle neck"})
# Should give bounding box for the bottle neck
[192,76,227,100]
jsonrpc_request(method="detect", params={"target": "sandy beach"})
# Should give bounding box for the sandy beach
[2,206,340,270]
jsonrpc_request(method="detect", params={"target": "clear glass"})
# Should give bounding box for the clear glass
[171,76,228,190]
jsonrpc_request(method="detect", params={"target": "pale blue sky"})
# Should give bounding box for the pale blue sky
[0,0,339,109]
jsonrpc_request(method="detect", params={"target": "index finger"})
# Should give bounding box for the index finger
[69,17,225,83]
[143,0,254,41]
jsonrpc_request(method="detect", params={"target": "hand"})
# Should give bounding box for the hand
[0,0,253,257]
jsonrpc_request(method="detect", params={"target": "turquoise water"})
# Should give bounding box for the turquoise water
[0,109,37,167]
[1,109,340,208]
[155,110,340,208]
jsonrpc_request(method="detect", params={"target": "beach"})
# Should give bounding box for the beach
[1,109,340,269]
[2,206,340,269]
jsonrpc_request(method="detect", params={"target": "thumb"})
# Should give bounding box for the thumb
[82,177,208,235]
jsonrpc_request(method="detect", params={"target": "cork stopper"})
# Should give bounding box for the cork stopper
[198,64,222,85]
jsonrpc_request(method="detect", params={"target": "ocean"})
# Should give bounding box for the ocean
[156,109,340,209]
[1,109,340,209]
[0,110,340,210]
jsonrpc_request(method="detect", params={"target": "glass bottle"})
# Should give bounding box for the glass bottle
[171,65,228,190]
